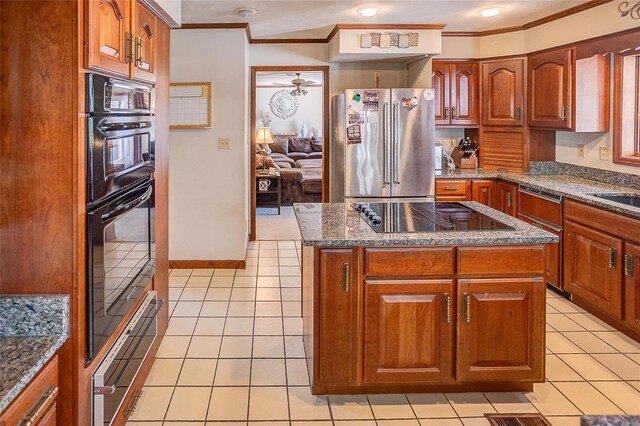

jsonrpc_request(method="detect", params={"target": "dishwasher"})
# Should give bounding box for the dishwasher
[518,185,566,293]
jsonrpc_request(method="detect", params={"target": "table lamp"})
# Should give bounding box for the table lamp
[256,127,274,172]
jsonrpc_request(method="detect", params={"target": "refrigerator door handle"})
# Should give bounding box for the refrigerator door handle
[393,102,400,184]
[382,102,390,186]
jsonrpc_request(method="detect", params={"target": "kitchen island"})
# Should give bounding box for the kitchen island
[295,201,558,394]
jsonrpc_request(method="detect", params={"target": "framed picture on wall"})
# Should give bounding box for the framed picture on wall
[169,82,212,129]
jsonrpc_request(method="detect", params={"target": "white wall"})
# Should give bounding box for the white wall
[169,29,250,261]
[256,86,324,136]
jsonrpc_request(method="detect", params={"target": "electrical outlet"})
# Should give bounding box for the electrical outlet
[600,146,608,160]
[577,144,585,157]
[218,137,231,150]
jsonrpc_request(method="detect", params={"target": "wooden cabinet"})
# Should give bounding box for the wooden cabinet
[87,0,157,82]
[518,214,562,288]
[456,278,545,382]
[435,179,469,201]
[528,48,574,130]
[0,356,59,425]
[624,242,640,333]
[317,248,359,386]
[564,220,623,319]
[494,181,517,216]
[482,58,525,127]
[432,61,479,126]
[363,279,454,384]
[471,180,495,206]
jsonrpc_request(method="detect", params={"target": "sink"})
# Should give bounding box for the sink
[591,194,640,208]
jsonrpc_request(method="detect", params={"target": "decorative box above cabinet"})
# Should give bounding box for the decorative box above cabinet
[482,58,525,127]
[528,47,608,132]
[433,61,479,127]
[87,0,158,83]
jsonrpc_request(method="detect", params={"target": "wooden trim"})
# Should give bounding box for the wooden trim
[169,259,247,269]
[249,66,330,241]
[179,22,250,30]
[251,38,327,44]
[613,52,640,167]
[138,0,180,28]
[442,26,524,37]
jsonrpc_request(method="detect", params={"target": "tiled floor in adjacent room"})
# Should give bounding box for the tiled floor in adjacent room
[127,240,640,426]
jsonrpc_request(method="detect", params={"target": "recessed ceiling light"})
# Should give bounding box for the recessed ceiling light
[480,7,502,17]
[357,6,381,17]
[234,7,258,18]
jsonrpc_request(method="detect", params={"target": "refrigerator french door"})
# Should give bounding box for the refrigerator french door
[330,88,435,202]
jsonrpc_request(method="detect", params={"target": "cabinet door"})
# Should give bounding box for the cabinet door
[87,0,131,77]
[564,220,623,318]
[432,62,450,125]
[132,1,157,82]
[624,242,640,333]
[364,279,454,384]
[471,180,495,206]
[482,59,525,127]
[528,48,574,130]
[457,278,545,382]
[494,181,517,216]
[517,214,562,289]
[450,62,479,126]
[317,248,359,386]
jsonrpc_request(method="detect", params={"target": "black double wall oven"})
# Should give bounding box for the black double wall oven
[86,74,157,364]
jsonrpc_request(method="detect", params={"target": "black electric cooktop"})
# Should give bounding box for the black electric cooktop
[352,202,515,233]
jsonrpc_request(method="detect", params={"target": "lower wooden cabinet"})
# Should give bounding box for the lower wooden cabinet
[456,278,545,382]
[0,355,59,425]
[471,180,495,206]
[564,220,623,319]
[317,248,359,386]
[517,214,562,288]
[435,179,469,201]
[624,242,640,333]
[363,279,454,384]
[494,181,518,216]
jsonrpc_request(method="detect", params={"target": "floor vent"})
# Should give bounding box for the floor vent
[485,413,552,426]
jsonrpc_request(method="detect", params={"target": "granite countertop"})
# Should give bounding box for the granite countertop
[0,295,69,414]
[294,201,558,247]
[436,167,640,219]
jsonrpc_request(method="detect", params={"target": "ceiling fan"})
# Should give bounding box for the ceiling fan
[272,73,317,96]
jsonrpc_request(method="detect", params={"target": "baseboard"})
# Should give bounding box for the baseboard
[168,259,246,269]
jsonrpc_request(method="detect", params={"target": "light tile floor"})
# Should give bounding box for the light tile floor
[127,240,640,426]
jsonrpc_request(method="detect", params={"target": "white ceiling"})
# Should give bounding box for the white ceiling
[256,71,324,85]
[181,0,590,39]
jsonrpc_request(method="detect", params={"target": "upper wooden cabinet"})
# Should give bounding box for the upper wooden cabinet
[482,58,525,127]
[528,48,574,130]
[432,61,479,127]
[528,47,609,131]
[87,0,157,83]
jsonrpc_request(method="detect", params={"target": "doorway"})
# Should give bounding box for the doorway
[250,66,329,241]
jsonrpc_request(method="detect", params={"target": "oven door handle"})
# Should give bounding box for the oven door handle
[101,185,152,222]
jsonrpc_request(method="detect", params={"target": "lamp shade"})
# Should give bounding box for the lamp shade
[256,127,274,145]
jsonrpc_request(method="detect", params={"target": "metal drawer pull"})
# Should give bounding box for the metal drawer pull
[516,106,521,121]
[124,388,143,418]
[444,293,451,323]
[443,186,460,191]
[463,293,471,322]
[19,385,58,426]
[343,263,350,292]
[625,254,634,277]
[609,248,617,269]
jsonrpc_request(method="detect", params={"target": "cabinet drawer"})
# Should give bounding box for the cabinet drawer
[457,246,545,276]
[0,355,59,425]
[518,191,562,227]
[365,247,455,277]
[436,180,469,197]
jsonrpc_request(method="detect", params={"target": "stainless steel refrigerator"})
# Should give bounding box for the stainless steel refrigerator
[329,88,436,202]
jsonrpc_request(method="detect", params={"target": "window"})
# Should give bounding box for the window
[613,52,640,166]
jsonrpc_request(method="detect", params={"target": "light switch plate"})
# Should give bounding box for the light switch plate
[599,146,608,160]
[219,138,231,150]
[577,144,585,158]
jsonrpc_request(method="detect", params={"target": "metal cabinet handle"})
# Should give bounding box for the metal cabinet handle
[444,293,451,323]
[443,186,460,191]
[561,105,567,122]
[624,254,634,276]
[135,36,144,66]
[124,388,143,418]
[462,293,471,322]
[343,263,350,292]
[125,32,133,63]
[609,248,617,269]
[516,106,521,121]
[18,386,58,426]
[451,106,457,119]
[444,107,449,120]
[507,192,513,208]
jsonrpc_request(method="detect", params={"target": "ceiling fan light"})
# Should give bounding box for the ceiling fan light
[357,6,381,17]
[479,7,502,17]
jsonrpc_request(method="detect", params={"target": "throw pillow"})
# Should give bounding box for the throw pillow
[311,139,323,152]
[289,137,312,154]
[270,136,289,154]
